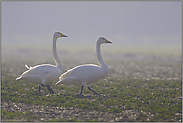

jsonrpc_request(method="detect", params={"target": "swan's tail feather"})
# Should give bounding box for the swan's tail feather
[16,76,22,80]
[25,65,30,69]
[25,64,33,70]
[55,81,61,85]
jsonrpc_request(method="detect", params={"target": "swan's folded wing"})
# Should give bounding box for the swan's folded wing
[19,65,58,80]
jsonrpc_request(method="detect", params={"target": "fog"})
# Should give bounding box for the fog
[1,1,181,62]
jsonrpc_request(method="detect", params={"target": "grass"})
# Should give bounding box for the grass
[1,74,182,121]
[1,49,182,122]
[1,110,23,120]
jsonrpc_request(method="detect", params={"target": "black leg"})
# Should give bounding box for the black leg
[41,84,46,87]
[80,85,84,95]
[88,86,99,95]
[46,85,54,94]
[38,85,41,93]
[41,84,54,94]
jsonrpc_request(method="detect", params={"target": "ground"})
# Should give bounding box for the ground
[1,48,182,122]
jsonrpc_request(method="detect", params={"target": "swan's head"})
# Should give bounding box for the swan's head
[98,37,112,44]
[54,31,67,39]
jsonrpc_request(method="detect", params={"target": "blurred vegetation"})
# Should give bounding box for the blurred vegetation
[1,72,182,121]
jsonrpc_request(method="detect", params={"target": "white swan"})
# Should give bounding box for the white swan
[55,37,112,95]
[16,31,67,93]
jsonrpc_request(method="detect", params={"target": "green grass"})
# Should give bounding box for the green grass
[1,110,23,120]
[47,117,83,122]
[1,74,182,121]
[1,51,182,122]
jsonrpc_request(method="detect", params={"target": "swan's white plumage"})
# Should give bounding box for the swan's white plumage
[58,64,108,86]
[56,37,112,95]
[25,65,30,69]
[16,32,67,87]
[16,64,62,84]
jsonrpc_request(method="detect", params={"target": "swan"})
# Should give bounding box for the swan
[55,37,112,95]
[16,31,67,94]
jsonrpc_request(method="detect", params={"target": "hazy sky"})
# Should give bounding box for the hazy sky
[1,1,182,47]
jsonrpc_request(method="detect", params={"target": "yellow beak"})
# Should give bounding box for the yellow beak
[60,33,67,37]
[105,39,112,43]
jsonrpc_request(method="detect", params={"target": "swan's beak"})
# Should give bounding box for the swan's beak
[105,39,112,44]
[60,33,67,37]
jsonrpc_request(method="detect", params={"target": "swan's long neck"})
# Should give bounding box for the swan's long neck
[96,41,108,68]
[53,36,62,72]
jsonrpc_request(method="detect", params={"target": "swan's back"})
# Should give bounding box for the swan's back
[58,64,108,85]
[17,64,62,84]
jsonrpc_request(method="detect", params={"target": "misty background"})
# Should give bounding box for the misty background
[1,1,182,63]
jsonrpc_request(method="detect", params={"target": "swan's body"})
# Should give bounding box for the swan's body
[17,64,62,84]
[56,37,112,95]
[59,64,108,86]
[16,32,67,93]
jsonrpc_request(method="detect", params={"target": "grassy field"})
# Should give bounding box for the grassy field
[1,46,182,122]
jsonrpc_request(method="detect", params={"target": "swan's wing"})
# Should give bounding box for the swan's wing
[57,64,102,85]
[25,65,52,74]
[18,65,60,81]
[59,64,97,80]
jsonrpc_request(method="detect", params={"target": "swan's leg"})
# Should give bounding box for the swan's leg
[88,86,99,95]
[80,85,84,95]
[41,84,54,94]
[38,85,41,93]
[41,84,46,87]
[46,85,54,94]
